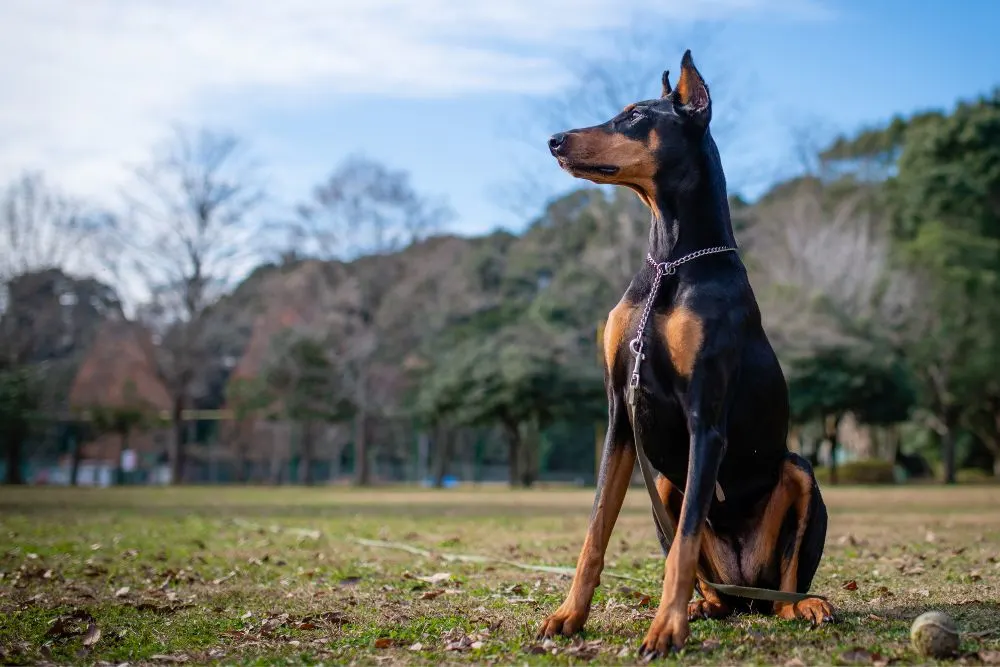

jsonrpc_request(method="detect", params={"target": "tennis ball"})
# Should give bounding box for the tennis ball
[910,611,959,658]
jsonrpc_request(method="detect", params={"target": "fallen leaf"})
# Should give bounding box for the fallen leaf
[374,638,392,649]
[925,531,937,543]
[416,572,452,584]
[149,654,189,663]
[842,580,859,591]
[979,651,1000,664]
[408,642,423,651]
[840,647,877,663]
[212,571,236,585]
[297,622,317,630]
[115,586,130,597]
[701,639,721,651]
[420,589,445,600]
[81,622,101,647]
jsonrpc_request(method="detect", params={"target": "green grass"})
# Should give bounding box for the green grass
[1,485,998,665]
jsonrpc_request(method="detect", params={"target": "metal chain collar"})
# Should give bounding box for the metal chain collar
[627,246,735,399]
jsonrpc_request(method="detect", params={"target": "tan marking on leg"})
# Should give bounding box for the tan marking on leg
[538,444,636,637]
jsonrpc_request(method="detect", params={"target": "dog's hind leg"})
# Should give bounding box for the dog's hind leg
[537,391,635,638]
[746,453,834,624]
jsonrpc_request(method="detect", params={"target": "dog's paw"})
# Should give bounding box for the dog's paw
[639,608,689,658]
[775,598,835,626]
[688,597,730,621]
[537,602,589,638]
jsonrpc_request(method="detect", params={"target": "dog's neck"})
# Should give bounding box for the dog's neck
[646,131,737,263]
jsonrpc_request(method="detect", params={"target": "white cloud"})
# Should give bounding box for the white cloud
[0,0,828,206]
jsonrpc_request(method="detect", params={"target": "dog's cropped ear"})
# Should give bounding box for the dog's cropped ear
[661,70,672,98]
[675,50,710,123]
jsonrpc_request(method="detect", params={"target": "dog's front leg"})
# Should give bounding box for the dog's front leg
[641,378,727,656]
[538,392,635,638]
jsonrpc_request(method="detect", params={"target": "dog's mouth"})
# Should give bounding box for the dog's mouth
[557,159,620,177]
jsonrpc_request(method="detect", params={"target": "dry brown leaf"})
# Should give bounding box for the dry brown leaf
[81,622,101,647]
[419,589,445,600]
[149,654,189,663]
[842,580,859,591]
[979,650,1000,664]
[840,647,878,664]
[374,638,392,649]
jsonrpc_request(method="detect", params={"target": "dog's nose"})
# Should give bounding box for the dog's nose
[548,132,567,154]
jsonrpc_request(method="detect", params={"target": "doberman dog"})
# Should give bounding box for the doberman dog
[540,50,833,657]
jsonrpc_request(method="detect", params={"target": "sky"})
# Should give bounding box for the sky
[2,0,999,243]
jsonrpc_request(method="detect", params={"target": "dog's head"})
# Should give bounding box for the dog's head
[547,50,712,205]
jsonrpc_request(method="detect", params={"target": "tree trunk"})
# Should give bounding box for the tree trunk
[518,417,540,488]
[4,425,26,485]
[353,410,370,486]
[502,419,521,488]
[353,369,371,486]
[70,432,82,486]
[170,399,186,485]
[942,408,960,485]
[432,427,450,488]
[823,414,839,485]
[299,421,314,486]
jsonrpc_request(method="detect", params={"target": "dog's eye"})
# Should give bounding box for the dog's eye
[628,109,644,124]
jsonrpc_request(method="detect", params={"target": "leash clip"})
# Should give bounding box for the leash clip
[629,345,644,391]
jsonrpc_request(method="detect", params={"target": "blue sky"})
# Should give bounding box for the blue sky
[2,0,999,240]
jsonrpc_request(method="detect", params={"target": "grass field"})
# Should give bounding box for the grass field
[1,485,998,665]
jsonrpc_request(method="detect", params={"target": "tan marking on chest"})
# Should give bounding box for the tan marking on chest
[656,307,704,378]
[603,300,636,371]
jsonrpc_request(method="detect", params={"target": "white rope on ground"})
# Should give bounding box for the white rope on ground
[351,537,648,582]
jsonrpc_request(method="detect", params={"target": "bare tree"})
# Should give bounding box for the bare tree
[116,126,266,484]
[744,182,916,358]
[289,156,452,485]
[0,173,102,484]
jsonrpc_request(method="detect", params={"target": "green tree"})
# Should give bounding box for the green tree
[417,316,604,487]
[788,347,914,483]
[263,333,352,485]
[888,90,1000,482]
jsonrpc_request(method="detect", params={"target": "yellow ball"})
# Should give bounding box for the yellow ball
[910,611,959,658]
